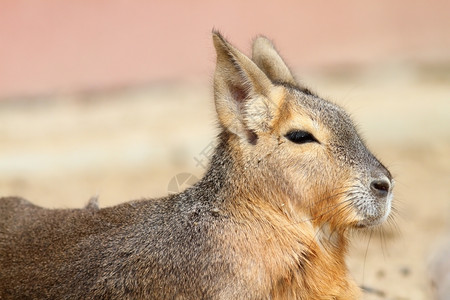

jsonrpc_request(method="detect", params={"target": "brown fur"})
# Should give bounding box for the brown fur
[0,31,393,299]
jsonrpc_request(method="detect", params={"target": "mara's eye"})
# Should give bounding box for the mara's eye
[285,130,318,144]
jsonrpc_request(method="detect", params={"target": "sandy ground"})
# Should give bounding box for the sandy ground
[0,67,449,299]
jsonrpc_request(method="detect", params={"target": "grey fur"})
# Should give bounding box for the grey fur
[0,139,262,299]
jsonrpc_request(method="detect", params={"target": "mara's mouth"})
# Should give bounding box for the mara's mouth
[354,217,386,229]
[354,206,391,228]
[352,193,393,229]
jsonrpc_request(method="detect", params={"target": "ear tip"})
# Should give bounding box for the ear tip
[212,30,228,49]
[252,36,276,55]
[255,35,271,41]
[212,29,227,42]
[211,29,221,38]
[253,35,273,48]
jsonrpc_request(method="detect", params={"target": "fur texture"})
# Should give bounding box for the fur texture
[0,31,393,299]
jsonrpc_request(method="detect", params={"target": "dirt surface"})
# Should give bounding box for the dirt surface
[0,67,449,299]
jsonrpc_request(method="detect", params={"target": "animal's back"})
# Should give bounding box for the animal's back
[0,193,248,299]
[0,197,156,298]
[0,197,45,257]
[0,196,107,297]
[0,196,40,228]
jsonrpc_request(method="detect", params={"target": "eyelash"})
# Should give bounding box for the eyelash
[284,130,318,144]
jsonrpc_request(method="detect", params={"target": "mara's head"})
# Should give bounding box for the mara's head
[212,32,393,231]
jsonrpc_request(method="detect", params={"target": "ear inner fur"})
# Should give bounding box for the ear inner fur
[212,32,280,143]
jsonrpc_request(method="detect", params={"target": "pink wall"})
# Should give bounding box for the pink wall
[1,0,449,99]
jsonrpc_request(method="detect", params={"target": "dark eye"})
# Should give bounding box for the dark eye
[285,130,318,144]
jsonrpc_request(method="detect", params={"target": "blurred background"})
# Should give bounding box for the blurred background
[0,1,449,299]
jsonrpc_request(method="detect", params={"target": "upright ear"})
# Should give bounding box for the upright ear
[252,36,297,86]
[213,31,282,144]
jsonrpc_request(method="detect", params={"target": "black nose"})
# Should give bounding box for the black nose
[370,178,391,197]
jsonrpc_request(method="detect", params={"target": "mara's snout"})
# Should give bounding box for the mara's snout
[351,160,394,228]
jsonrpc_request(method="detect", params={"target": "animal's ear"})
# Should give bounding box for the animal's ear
[212,31,282,143]
[252,36,297,86]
